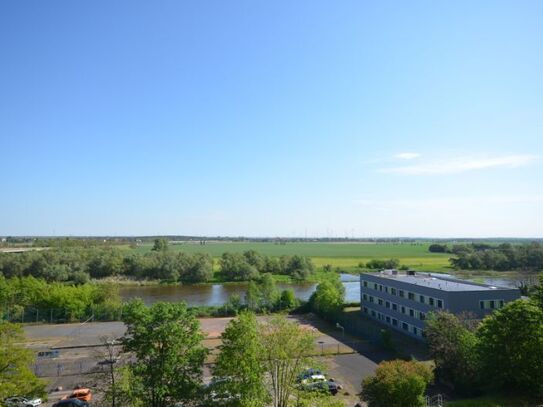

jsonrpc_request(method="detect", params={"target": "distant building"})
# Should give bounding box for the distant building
[360,270,521,340]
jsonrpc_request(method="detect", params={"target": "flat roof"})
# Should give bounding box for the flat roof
[361,271,514,292]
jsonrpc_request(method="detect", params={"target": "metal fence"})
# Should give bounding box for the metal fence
[1,306,122,324]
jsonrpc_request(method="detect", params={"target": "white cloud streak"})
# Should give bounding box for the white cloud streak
[380,154,538,175]
[394,152,421,160]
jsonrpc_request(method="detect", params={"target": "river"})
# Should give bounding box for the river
[119,273,523,307]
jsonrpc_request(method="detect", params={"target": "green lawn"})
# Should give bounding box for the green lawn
[129,242,452,273]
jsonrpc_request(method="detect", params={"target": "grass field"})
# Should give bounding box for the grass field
[129,242,453,273]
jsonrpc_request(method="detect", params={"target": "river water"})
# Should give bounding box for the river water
[119,274,522,307]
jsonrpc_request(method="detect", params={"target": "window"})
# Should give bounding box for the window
[401,306,406,314]
[369,296,374,303]
[374,283,378,290]
[371,310,376,317]
[378,299,383,306]
[392,318,398,326]
[419,312,425,321]
[385,286,389,294]
[391,288,397,295]
[379,285,383,292]
[392,303,397,311]
[386,316,390,323]
[402,322,408,331]
[489,300,495,309]
[480,299,505,310]
[409,309,415,317]
[480,301,484,310]
[363,281,368,288]
[499,300,504,308]
[408,292,415,300]
[363,294,367,301]
[413,327,418,335]
[437,299,443,309]
[429,297,435,306]
[419,295,425,304]
[385,301,390,309]
[363,307,368,313]
[399,290,405,298]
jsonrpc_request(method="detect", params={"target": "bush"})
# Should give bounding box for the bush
[361,360,433,407]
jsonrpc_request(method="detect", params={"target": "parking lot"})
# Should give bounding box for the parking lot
[23,315,381,406]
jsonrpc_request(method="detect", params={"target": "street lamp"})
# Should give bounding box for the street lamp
[336,322,345,338]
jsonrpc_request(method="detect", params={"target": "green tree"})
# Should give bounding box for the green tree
[121,300,208,407]
[425,312,480,395]
[220,253,259,281]
[309,274,345,318]
[360,360,433,407]
[0,322,46,400]
[151,238,169,252]
[245,281,261,312]
[476,299,543,397]
[259,315,316,407]
[279,289,298,310]
[259,274,279,311]
[212,312,269,406]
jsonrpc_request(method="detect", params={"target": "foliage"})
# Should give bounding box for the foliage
[450,242,543,271]
[425,312,480,395]
[0,321,46,400]
[212,312,269,407]
[309,273,345,318]
[259,315,317,407]
[104,365,144,407]
[220,253,259,281]
[365,258,400,270]
[428,244,448,253]
[151,238,169,252]
[476,299,543,397]
[121,300,208,407]
[360,360,434,407]
[0,275,121,322]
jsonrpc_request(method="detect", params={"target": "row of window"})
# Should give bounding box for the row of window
[479,299,505,310]
[362,294,428,321]
[362,279,444,309]
[362,306,424,337]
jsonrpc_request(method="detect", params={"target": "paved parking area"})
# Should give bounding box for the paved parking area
[24,316,378,406]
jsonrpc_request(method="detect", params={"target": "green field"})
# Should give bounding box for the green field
[130,242,452,273]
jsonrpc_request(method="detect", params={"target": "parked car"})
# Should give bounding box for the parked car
[300,379,342,395]
[52,400,89,407]
[4,396,42,407]
[61,388,92,402]
[297,368,326,383]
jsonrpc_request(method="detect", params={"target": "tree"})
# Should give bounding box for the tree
[245,281,261,312]
[151,238,169,252]
[259,315,316,407]
[0,322,46,400]
[279,289,298,310]
[220,253,259,281]
[476,299,543,397]
[309,274,345,318]
[360,360,433,407]
[425,312,480,394]
[121,300,208,407]
[365,258,400,270]
[212,312,269,406]
[258,274,279,311]
[428,244,448,253]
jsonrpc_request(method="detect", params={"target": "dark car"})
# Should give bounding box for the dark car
[52,400,89,407]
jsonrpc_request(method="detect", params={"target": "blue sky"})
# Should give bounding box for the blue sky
[1,1,542,237]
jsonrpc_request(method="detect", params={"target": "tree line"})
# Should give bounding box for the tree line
[0,246,315,284]
[0,275,121,322]
[428,242,543,271]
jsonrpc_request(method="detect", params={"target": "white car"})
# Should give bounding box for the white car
[4,397,42,407]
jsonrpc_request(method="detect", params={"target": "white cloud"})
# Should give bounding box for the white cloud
[380,154,538,175]
[394,152,421,160]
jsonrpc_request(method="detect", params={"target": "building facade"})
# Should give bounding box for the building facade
[360,270,521,340]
